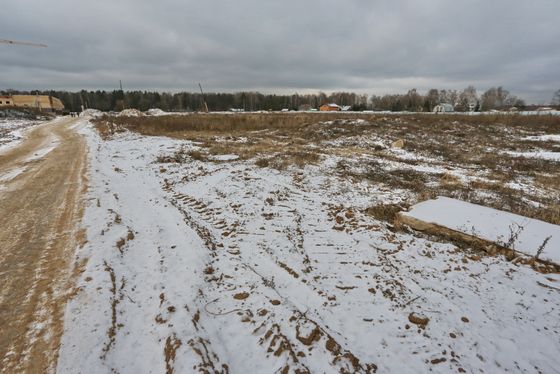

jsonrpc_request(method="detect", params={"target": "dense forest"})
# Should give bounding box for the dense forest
[1,86,531,112]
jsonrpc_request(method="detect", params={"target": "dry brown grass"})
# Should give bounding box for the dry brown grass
[255,158,270,167]
[96,112,560,136]
[102,112,321,135]
[155,148,189,163]
[268,151,321,170]
[364,204,405,223]
[187,150,205,161]
[535,173,560,189]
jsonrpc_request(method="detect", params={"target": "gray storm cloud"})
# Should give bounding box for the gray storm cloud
[1,0,559,103]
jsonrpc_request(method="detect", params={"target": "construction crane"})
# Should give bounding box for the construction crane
[198,83,209,113]
[0,38,47,48]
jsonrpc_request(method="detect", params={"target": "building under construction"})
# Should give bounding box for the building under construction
[0,94,64,112]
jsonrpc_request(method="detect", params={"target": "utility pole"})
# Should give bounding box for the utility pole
[35,91,41,110]
[198,83,209,113]
[119,80,126,110]
[80,91,86,111]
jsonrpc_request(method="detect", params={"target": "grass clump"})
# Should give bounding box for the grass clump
[365,204,405,223]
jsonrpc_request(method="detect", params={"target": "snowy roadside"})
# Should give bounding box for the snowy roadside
[57,119,560,373]
[0,118,62,191]
[0,118,44,154]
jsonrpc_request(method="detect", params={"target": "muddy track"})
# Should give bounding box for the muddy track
[0,117,87,373]
[164,174,378,373]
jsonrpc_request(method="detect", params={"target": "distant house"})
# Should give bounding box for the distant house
[319,103,342,112]
[0,95,64,111]
[0,95,14,107]
[433,103,454,113]
[14,95,65,111]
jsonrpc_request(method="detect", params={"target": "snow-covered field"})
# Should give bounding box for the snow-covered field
[57,117,560,373]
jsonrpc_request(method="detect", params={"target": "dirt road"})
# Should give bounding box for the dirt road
[0,117,87,373]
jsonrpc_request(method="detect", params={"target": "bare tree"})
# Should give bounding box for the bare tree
[404,89,423,111]
[438,89,459,107]
[481,86,516,110]
[456,86,478,112]
[424,89,439,112]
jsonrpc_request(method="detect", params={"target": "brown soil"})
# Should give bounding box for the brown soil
[233,292,250,300]
[0,117,87,373]
[164,334,182,374]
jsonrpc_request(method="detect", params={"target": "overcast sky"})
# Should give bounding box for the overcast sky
[1,0,559,103]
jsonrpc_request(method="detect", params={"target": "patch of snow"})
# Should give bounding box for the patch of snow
[507,151,560,161]
[209,154,239,161]
[387,148,430,162]
[213,136,248,144]
[80,109,103,118]
[0,167,26,183]
[523,134,560,142]
[117,109,145,117]
[24,134,60,162]
[519,110,560,116]
[0,167,26,191]
[403,196,560,264]
[146,108,167,116]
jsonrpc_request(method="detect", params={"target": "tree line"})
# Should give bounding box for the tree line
[1,86,549,113]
